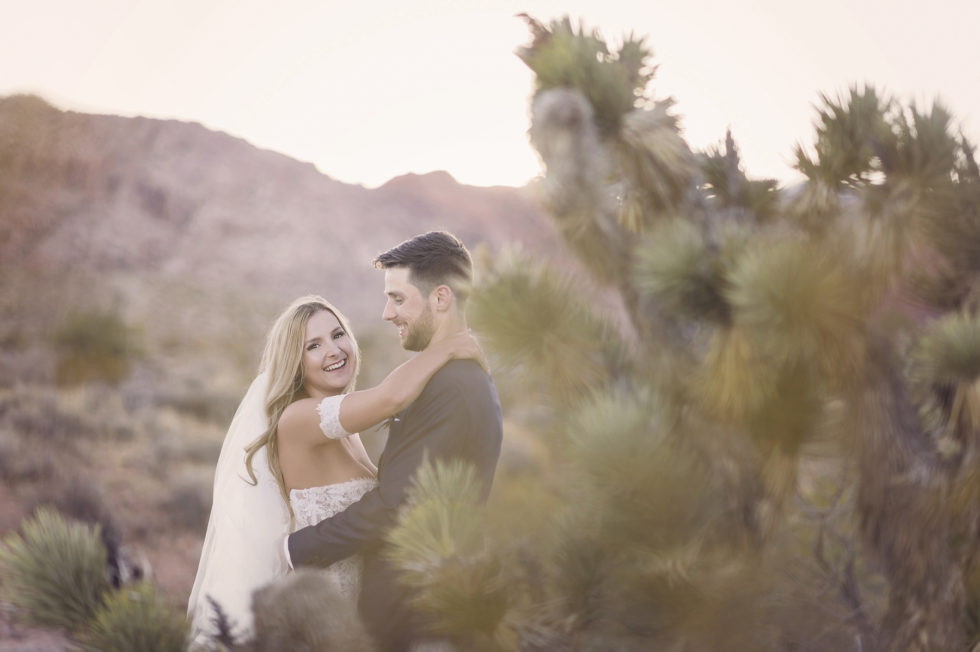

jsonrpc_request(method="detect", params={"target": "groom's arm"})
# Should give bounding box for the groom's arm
[287,369,473,568]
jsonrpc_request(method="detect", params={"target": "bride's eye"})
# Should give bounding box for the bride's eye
[307,342,320,351]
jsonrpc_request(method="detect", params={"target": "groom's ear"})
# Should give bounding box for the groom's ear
[431,284,454,312]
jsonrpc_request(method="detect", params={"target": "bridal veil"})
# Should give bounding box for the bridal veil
[187,371,290,647]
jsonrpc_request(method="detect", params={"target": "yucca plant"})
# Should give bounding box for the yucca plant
[381,14,980,652]
[386,459,510,649]
[81,582,188,652]
[0,506,111,631]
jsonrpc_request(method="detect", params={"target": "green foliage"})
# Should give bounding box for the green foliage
[795,85,893,187]
[386,458,509,642]
[469,250,618,404]
[914,311,980,434]
[633,218,730,323]
[567,389,717,549]
[617,99,700,225]
[701,130,780,220]
[881,102,959,182]
[52,307,142,386]
[916,311,980,385]
[81,582,188,652]
[388,458,487,566]
[726,237,868,378]
[517,15,653,138]
[0,507,111,631]
[395,14,980,651]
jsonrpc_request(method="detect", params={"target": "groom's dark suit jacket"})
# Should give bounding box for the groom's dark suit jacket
[287,359,503,651]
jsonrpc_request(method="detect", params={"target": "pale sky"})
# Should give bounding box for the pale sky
[2,0,977,188]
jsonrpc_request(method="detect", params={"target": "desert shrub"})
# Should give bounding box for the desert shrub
[69,383,139,441]
[80,582,188,652]
[160,471,212,531]
[0,383,95,445]
[179,434,223,467]
[249,569,373,652]
[0,344,55,387]
[42,475,119,533]
[27,475,125,580]
[0,507,111,631]
[0,384,146,490]
[156,387,241,425]
[146,406,225,470]
[52,307,142,386]
[0,430,59,484]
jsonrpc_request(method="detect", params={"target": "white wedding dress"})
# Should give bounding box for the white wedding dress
[188,380,373,649]
[289,477,377,599]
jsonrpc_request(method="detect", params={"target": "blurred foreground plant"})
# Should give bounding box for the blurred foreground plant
[0,507,185,650]
[81,582,188,652]
[0,507,111,631]
[386,459,511,650]
[381,14,980,652]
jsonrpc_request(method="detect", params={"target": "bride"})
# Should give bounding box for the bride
[186,295,483,648]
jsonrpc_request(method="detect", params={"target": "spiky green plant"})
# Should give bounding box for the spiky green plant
[469,249,619,405]
[517,15,653,139]
[386,459,509,644]
[384,14,980,651]
[0,507,111,631]
[701,130,780,221]
[916,310,980,385]
[80,582,188,652]
[633,217,730,323]
[914,310,980,437]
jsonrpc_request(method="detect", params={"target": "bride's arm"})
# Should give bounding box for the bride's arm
[337,331,488,433]
[277,331,485,445]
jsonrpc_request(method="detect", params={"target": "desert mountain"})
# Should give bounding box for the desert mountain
[0,94,560,325]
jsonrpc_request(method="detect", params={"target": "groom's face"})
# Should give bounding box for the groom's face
[382,267,436,351]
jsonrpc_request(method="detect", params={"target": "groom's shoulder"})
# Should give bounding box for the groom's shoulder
[424,359,497,401]
[421,360,501,437]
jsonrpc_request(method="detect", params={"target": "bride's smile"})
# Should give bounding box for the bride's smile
[324,359,346,372]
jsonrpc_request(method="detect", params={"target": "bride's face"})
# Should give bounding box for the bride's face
[300,309,356,398]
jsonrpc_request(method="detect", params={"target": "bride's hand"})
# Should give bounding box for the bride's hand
[445,330,490,373]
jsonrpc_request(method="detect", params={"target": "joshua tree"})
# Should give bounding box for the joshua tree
[386,15,980,652]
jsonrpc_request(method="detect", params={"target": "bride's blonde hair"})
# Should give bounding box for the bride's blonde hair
[244,295,361,509]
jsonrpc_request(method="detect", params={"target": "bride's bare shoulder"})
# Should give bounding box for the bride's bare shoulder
[277,397,323,445]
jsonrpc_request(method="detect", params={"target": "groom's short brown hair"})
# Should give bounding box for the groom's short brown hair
[373,231,473,303]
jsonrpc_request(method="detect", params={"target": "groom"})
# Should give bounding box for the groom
[287,231,503,650]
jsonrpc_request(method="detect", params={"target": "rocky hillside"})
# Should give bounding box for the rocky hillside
[0,94,560,324]
[0,96,569,649]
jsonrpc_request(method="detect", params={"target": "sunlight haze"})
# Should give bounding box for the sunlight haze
[2,0,977,188]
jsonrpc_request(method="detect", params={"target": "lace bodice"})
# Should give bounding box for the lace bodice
[291,477,377,528]
[289,477,377,599]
